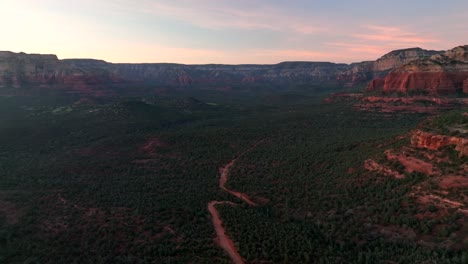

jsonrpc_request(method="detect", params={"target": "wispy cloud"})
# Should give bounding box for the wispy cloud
[104,45,349,64]
[252,49,339,62]
[354,25,438,44]
[323,25,443,62]
[138,0,325,35]
[2,0,465,64]
[327,42,389,55]
[82,42,227,64]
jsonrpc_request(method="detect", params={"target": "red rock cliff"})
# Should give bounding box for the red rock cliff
[340,48,442,86]
[368,46,468,95]
[380,72,468,94]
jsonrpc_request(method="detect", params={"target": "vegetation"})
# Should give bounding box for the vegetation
[422,110,468,135]
[0,88,466,263]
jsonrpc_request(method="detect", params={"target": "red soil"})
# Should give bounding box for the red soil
[207,140,264,263]
[364,159,405,179]
[385,150,436,175]
[219,160,257,206]
[208,201,244,264]
[418,194,465,208]
[439,176,468,189]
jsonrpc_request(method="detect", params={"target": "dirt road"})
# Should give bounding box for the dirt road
[219,159,257,206]
[208,201,244,264]
[208,141,263,264]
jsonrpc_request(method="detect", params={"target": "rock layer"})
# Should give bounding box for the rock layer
[368,46,468,95]
[0,46,449,95]
[338,48,443,86]
[411,130,468,156]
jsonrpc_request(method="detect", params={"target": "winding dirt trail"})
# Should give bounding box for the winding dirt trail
[208,201,244,264]
[219,159,257,206]
[208,140,263,264]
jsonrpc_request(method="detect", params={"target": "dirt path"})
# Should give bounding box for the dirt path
[219,159,257,206]
[208,201,244,264]
[208,140,264,264]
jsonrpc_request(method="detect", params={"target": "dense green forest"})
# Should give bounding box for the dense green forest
[0,88,466,263]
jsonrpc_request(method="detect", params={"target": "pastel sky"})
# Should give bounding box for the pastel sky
[1,0,467,64]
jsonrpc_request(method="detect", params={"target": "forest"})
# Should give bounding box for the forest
[0,87,466,263]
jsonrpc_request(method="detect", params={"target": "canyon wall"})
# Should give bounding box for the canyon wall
[368,46,468,95]
[0,46,461,96]
[339,48,443,84]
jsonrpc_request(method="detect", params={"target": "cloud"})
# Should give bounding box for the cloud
[354,25,438,44]
[72,42,226,64]
[252,49,339,61]
[3,0,463,64]
[144,1,273,30]
[138,0,325,35]
[323,24,444,62]
[101,45,348,64]
[327,42,388,55]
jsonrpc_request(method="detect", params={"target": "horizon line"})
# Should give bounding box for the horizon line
[0,45,459,65]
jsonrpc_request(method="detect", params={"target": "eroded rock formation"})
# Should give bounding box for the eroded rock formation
[411,130,468,156]
[338,48,443,86]
[0,46,452,95]
[368,46,468,95]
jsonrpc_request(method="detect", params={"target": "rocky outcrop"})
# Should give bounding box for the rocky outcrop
[0,51,62,88]
[0,52,123,95]
[411,130,468,156]
[339,48,443,86]
[385,149,436,175]
[0,54,358,93]
[364,159,405,179]
[368,46,468,95]
[434,45,468,62]
[373,48,443,72]
[0,46,462,96]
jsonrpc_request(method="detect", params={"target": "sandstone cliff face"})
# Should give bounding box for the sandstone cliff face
[433,45,468,62]
[368,46,468,95]
[0,46,463,96]
[369,72,468,94]
[0,51,64,88]
[111,61,351,85]
[411,130,468,156]
[373,48,443,72]
[0,53,356,92]
[338,48,443,85]
[0,52,122,95]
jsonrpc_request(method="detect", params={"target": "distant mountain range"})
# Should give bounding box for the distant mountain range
[0,45,467,96]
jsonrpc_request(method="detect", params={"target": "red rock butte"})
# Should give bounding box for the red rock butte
[368,45,468,95]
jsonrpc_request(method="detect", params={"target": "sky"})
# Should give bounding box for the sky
[1,0,467,64]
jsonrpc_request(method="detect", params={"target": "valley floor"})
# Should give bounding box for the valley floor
[0,94,466,263]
